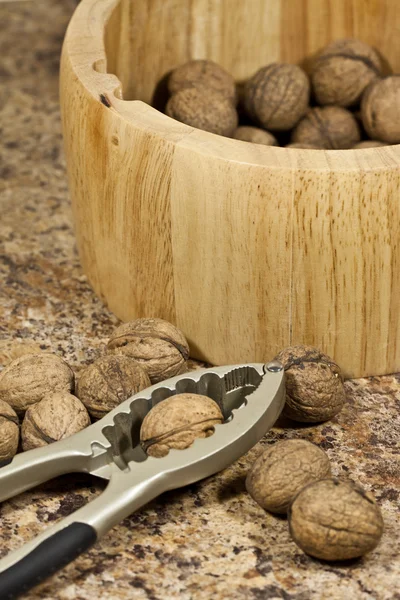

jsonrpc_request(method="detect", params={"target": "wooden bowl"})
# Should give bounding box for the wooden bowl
[60,0,400,378]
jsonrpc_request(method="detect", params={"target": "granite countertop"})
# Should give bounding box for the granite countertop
[0,2,399,598]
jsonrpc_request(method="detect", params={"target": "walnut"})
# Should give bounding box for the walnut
[107,318,190,384]
[244,63,310,131]
[246,439,331,514]
[274,345,346,423]
[21,392,90,451]
[233,126,277,146]
[166,87,238,136]
[285,143,320,149]
[0,353,74,415]
[291,106,360,149]
[0,340,42,368]
[0,399,19,461]
[76,355,150,419]
[311,38,383,107]
[353,140,386,148]
[288,478,384,560]
[168,59,236,103]
[361,76,400,143]
[140,393,224,457]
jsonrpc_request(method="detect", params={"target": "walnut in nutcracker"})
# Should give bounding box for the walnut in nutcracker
[311,38,383,107]
[76,354,150,419]
[361,76,400,144]
[288,479,384,560]
[246,439,331,514]
[244,63,310,131]
[291,106,360,149]
[0,399,19,461]
[140,393,224,457]
[274,345,346,422]
[166,87,238,137]
[168,59,237,103]
[21,392,90,451]
[0,353,74,414]
[107,318,190,384]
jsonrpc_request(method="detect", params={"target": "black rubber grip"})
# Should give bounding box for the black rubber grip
[0,522,97,600]
[0,459,13,468]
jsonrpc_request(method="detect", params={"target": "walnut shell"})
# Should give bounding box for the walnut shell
[311,38,383,107]
[21,392,90,451]
[288,478,384,560]
[246,439,331,514]
[274,345,346,423]
[107,318,190,384]
[233,126,277,146]
[361,76,400,143]
[353,140,386,148]
[76,355,150,419]
[166,87,238,137]
[244,63,310,131]
[0,340,42,368]
[291,106,360,149]
[0,353,74,415]
[140,393,224,457]
[168,59,236,103]
[285,143,321,149]
[0,399,19,461]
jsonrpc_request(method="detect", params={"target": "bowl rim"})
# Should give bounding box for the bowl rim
[62,0,400,172]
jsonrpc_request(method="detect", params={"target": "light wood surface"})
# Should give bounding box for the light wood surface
[60,0,400,377]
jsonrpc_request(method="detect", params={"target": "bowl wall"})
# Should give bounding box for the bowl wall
[60,0,400,377]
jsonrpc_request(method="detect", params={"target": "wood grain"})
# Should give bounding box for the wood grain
[106,0,400,102]
[61,0,400,376]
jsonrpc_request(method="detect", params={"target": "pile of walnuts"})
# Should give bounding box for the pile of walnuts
[243,345,383,561]
[0,318,190,456]
[0,325,384,562]
[246,441,384,561]
[164,38,400,148]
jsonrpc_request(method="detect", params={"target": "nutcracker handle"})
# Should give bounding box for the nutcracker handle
[0,466,166,599]
[0,440,91,503]
[0,522,97,600]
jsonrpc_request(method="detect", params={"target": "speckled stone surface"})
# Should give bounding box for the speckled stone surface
[0,2,399,599]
